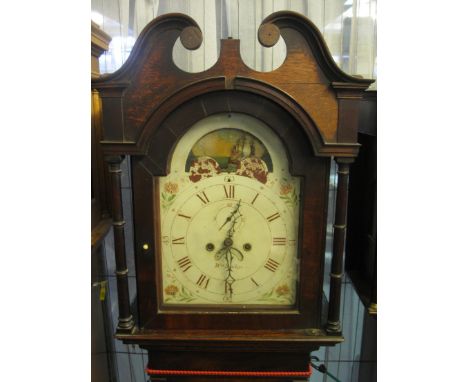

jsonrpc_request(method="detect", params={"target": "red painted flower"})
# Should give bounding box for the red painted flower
[280,183,293,195]
[236,157,268,184]
[189,156,221,183]
[276,284,290,296]
[164,285,179,296]
[164,182,179,194]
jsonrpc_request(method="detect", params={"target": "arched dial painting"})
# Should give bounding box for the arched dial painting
[157,113,301,307]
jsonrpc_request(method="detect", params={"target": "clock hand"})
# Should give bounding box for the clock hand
[218,216,232,231]
[230,246,244,261]
[215,245,227,261]
[215,238,243,299]
[225,281,233,297]
[224,248,235,299]
[215,200,244,301]
[216,240,244,261]
[226,247,233,269]
[219,200,242,231]
[226,209,242,239]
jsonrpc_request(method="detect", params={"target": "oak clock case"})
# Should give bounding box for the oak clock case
[93,10,373,382]
[158,113,300,308]
[131,89,330,331]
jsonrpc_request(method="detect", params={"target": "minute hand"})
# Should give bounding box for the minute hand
[218,200,242,232]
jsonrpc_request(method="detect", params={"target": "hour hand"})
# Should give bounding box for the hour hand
[218,216,232,231]
[230,246,244,261]
[218,200,241,230]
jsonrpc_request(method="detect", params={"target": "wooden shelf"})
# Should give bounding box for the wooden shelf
[91,218,112,253]
[117,328,343,351]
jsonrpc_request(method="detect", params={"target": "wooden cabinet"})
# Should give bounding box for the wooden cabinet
[92,12,373,381]
[346,90,377,315]
[91,21,112,235]
[91,22,115,382]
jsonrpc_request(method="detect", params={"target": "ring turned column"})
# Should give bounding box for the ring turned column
[106,155,135,333]
[326,157,353,334]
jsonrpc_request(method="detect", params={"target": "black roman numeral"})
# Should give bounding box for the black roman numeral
[196,191,210,204]
[196,274,210,289]
[171,237,185,245]
[267,212,280,222]
[251,193,259,205]
[176,256,192,272]
[177,213,191,220]
[273,237,287,245]
[264,258,280,272]
[223,185,235,199]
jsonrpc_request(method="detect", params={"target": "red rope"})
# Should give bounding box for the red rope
[145,363,312,377]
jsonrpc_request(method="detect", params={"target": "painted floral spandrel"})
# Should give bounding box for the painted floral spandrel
[161,181,179,211]
[279,179,298,208]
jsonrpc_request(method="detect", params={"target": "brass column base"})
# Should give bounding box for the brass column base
[117,315,135,334]
[325,320,342,334]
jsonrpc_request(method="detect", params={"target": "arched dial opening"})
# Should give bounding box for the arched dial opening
[158,113,301,306]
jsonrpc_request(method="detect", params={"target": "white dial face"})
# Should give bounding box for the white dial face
[158,113,300,306]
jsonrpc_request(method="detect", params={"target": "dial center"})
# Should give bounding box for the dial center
[224,238,233,247]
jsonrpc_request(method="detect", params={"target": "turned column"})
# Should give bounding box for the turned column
[106,155,135,333]
[326,158,353,334]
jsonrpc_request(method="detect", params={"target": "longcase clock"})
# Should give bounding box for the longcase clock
[92,11,373,382]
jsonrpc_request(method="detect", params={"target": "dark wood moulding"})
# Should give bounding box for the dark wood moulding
[92,10,374,381]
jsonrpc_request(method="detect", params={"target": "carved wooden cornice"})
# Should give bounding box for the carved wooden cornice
[92,12,374,160]
[91,21,111,79]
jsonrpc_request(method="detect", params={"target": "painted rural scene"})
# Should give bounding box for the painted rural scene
[185,128,273,184]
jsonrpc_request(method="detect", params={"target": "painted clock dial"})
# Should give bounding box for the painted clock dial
[157,113,301,306]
